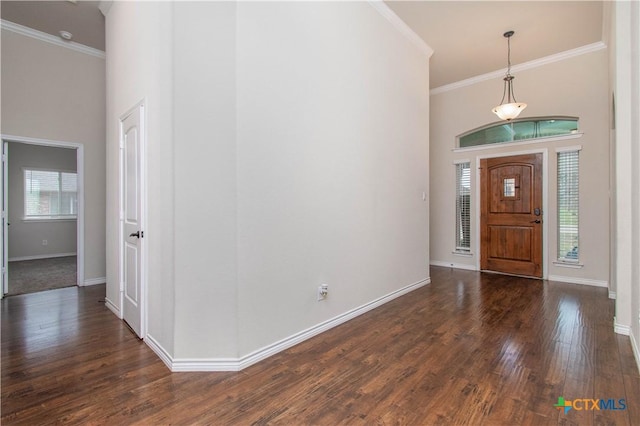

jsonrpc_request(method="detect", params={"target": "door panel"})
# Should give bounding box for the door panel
[481,153,542,278]
[488,226,532,261]
[121,105,144,338]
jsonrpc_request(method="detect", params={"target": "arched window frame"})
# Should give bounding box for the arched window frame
[456,116,580,150]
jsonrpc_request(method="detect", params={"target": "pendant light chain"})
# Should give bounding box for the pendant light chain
[507,34,512,76]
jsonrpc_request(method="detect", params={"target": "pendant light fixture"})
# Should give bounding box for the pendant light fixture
[492,30,527,121]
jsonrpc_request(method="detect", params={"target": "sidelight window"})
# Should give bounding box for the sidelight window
[24,168,77,220]
[557,150,579,261]
[455,162,471,253]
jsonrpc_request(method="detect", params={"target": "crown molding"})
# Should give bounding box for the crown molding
[368,1,433,59]
[0,19,105,59]
[431,41,607,95]
[98,0,113,17]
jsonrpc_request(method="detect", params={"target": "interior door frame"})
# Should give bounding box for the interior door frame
[118,100,147,338]
[475,148,548,279]
[0,134,85,299]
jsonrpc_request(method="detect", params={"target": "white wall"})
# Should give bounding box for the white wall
[235,1,430,356]
[430,49,610,286]
[7,143,77,260]
[105,1,430,366]
[172,2,239,359]
[105,1,176,355]
[611,0,640,368]
[1,28,106,283]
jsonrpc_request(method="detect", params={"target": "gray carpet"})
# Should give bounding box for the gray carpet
[7,256,77,296]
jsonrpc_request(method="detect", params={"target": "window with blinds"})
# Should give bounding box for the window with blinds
[557,151,579,261]
[24,169,78,220]
[455,162,471,252]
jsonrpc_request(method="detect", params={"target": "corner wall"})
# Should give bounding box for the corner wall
[104,1,430,367]
[611,0,640,371]
[104,1,176,355]
[235,1,430,357]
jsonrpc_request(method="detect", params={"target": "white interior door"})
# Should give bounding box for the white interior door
[2,142,8,296]
[120,105,144,338]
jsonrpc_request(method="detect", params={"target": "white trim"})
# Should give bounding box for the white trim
[166,278,430,372]
[8,252,76,262]
[104,297,121,318]
[1,134,85,287]
[475,148,549,278]
[614,317,631,335]
[431,42,606,95]
[430,260,477,271]
[98,1,113,17]
[454,133,583,153]
[367,1,433,58]
[453,158,471,165]
[608,291,616,299]
[21,217,77,223]
[145,334,174,372]
[83,277,106,286]
[1,19,105,59]
[630,332,640,375]
[548,275,608,288]
[451,251,473,257]
[555,145,583,153]
[76,146,85,286]
[552,261,584,269]
[171,358,240,373]
[1,134,82,149]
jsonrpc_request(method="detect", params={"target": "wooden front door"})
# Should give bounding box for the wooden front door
[480,153,543,278]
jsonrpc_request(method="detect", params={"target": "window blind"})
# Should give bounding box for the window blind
[455,162,471,252]
[557,151,579,261]
[24,169,78,219]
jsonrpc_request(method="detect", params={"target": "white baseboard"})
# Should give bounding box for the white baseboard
[82,277,106,286]
[547,275,608,288]
[614,317,631,335]
[164,277,430,372]
[630,332,640,375]
[609,291,616,299]
[104,297,121,318]
[430,260,477,271]
[8,252,76,262]
[145,334,175,372]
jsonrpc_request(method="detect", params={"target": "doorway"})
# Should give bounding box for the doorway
[480,153,543,278]
[0,135,84,298]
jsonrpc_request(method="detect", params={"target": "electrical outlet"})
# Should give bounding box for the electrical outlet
[317,284,328,301]
[42,240,48,246]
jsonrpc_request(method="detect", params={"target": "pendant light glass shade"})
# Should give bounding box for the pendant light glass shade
[492,102,527,120]
[492,31,526,121]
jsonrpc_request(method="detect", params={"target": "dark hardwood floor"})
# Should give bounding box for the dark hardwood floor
[2,266,639,425]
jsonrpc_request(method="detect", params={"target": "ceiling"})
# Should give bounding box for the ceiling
[386,1,604,88]
[1,0,104,51]
[0,1,604,89]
